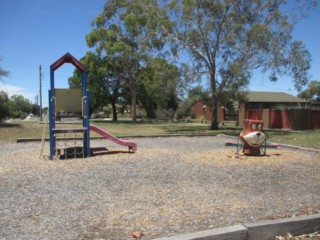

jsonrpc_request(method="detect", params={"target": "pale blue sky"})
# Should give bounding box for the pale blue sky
[0,0,319,107]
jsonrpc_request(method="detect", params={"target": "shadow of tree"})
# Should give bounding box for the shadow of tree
[0,123,22,128]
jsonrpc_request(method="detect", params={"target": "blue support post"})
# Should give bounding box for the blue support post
[48,89,55,160]
[50,67,54,90]
[84,89,90,157]
[82,69,90,157]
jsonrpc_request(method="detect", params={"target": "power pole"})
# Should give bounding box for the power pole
[39,65,43,121]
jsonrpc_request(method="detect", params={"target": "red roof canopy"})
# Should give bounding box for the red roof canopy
[50,52,85,72]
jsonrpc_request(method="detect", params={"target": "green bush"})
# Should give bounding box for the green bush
[0,91,10,121]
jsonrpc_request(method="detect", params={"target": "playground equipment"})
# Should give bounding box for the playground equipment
[48,53,137,160]
[238,119,267,155]
[48,53,90,160]
[90,125,137,152]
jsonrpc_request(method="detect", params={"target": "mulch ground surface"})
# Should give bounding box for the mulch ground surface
[0,136,319,240]
[275,232,320,240]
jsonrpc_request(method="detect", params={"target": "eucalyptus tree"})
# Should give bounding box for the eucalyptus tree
[86,0,169,122]
[138,58,180,118]
[298,80,320,102]
[0,91,10,121]
[0,57,10,120]
[9,94,31,117]
[161,0,316,129]
[0,57,9,81]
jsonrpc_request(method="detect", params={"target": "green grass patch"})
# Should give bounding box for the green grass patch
[266,129,320,149]
[91,120,240,136]
[1,120,319,149]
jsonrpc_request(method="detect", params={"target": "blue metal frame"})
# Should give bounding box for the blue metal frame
[48,89,55,159]
[49,53,90,160]
[82,69,90,157]
[83,89,90,157]
[49,66,56,160]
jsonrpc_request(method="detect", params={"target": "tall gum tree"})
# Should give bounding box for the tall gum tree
[161,0,316,129]
[86,0,170,122]
[138,58,180,118]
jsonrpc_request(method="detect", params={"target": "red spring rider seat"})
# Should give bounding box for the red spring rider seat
[239,119,267,155]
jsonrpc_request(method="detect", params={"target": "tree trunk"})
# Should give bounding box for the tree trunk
[210,66,219,130]
[131,94,137,122]
[210,95,219,130]
[130,78,137,122]
[111,101,117,121]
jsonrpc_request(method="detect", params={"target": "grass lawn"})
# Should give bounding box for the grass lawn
[0,119,319,149]
[265,129,320,149]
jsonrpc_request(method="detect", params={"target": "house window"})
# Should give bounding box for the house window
[224,108,238,121]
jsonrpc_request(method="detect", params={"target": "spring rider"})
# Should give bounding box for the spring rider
[238,119,267,155]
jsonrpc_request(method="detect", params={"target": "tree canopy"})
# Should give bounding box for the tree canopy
[86,0,170,121]
[298,80,320,103]
[79,0,316,126]
[138,58,180,118]
[160,0,316,129]
[0,57,9,81]
[0,91,39,121]
[0,91,10,121]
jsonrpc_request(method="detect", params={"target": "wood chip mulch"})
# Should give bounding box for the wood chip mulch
[275,232,320,240]
[0,136,319,240]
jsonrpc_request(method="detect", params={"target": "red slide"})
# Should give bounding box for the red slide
[89,125,137,152]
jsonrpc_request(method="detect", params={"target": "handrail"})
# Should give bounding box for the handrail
[82,96,87,118]
[51,96,56,118]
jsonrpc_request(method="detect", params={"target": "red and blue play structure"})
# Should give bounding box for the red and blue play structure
[49,53,90,160]
[48,53,137,160]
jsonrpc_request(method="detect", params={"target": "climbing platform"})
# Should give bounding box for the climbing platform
[52,127,86,159]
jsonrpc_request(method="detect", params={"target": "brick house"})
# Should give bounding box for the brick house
[192,101,224,122]
[193,91,311,128]
[238,91,309,128]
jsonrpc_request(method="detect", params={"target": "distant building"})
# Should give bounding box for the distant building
[192,101,224,122]
[193,91,310,127]
[241,91,308,109]
[239,91,308,128]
